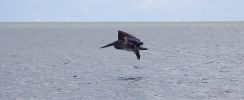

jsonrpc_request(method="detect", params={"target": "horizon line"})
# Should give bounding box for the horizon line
[1,21,244,23]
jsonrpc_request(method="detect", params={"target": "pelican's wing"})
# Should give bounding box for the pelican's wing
[133,45,140,60]
[118,30,138,40]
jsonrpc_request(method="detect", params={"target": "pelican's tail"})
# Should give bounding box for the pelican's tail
[139,46,148,50]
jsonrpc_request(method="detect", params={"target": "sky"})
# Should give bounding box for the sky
[0,0,244,22]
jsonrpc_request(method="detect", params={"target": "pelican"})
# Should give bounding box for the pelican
[100,30,147,60]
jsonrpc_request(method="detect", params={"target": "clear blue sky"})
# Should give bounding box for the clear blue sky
[0,0,244,22]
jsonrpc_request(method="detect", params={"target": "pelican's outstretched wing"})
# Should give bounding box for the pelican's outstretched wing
[118,30,138,40]
[132,45,140,60]
[118,30,143,46]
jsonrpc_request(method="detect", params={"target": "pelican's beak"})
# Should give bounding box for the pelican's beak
[100,41,117,48]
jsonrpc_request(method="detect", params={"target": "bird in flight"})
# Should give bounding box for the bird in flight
[100,30,148,60]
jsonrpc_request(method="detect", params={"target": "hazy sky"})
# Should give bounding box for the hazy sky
[0,0,244,21]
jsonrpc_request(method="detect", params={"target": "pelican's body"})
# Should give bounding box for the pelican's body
[100,30,148,60]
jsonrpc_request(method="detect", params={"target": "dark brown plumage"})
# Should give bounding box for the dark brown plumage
[100,30,148,60]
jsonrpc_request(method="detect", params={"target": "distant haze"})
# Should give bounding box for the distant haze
[0,0,244,21]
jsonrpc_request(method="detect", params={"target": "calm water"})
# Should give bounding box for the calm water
[0,22,244,100]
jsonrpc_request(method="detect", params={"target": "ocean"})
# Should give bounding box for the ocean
[0,22,244,99]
